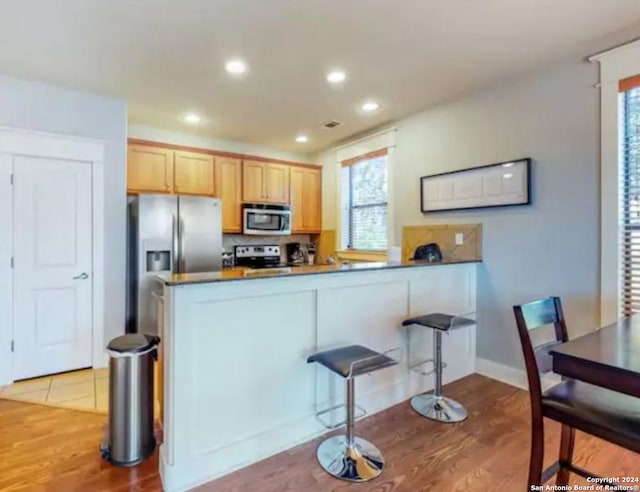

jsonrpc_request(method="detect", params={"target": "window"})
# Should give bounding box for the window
[340,150,388,250]
[621,79,640,315]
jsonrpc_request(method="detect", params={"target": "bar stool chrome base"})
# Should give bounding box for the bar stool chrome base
[411,394,468,423]
[316,435,385,482]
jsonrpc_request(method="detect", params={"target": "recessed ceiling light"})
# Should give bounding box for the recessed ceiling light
[295,135,308,143]
[327,70,346,84]
[183,113,202,124]
[502,163,514,168]
[225,58,248,75]
[503,173,514,179]
[361,101,379,112]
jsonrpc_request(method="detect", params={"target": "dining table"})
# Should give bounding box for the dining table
[550,314,640,398]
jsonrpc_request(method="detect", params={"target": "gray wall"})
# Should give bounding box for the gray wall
[0,74,127,348]
[393,59,600,369]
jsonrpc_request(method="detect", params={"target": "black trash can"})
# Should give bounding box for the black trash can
[101,333,160,467]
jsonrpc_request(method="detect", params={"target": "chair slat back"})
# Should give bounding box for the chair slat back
[519,298,558,330]
[513,297,569,408]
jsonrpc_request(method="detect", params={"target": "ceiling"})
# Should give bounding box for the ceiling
[1,1,640,154]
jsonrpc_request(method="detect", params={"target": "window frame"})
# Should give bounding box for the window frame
[591,40,640,324]
[621,85,640,316]
[342,152,389,251]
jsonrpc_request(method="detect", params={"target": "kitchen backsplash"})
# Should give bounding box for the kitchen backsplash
[223,234,312,262]
[402,224,483,262]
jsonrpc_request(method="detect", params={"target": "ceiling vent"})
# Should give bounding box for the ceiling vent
[322,120,343,129]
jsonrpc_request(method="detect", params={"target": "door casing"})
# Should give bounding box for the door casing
[0,127,105,385]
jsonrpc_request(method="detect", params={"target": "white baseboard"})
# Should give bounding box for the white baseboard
[475,357,560,392]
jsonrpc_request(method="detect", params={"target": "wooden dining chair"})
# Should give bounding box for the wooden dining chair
[513,297,640,489]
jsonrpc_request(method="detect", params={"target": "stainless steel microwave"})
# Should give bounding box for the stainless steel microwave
[242,204,291,235]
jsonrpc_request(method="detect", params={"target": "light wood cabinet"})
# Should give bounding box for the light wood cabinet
[290,167,322,233]
[127,142,321,234]
[242,160,290,204]
[304,168,322,231]
[215,157,243,233]
[127,145,174,193]
[174,150,215,196]
[265,163,290,203]
[290,168,305,232]
[242,160,267,202]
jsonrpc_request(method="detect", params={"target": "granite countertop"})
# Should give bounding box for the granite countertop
[157,258,481,286]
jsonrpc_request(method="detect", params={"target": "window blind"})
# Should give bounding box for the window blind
[621,83,640,315]
[340,151,388,250]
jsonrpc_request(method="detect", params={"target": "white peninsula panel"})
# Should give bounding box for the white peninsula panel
[159,262,478,492]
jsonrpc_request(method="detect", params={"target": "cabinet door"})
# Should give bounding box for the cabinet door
[127,145,174,193]
[303,168,322,232]
[215,157,242,233]
[290,167,305,232]
[174,150,215,196]
[243,160,266,202]
[265,163,290,203]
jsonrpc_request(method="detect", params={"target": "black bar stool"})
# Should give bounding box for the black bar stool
[307,344,399,482]
[402,313,475,423]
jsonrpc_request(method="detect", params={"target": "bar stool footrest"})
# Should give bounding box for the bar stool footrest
[315,403,367,430]
[409,358,447,376]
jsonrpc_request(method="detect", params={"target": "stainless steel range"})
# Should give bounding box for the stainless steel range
[234,245,287,269]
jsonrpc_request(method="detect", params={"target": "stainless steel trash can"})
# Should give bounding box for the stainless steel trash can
[101,333,160,467]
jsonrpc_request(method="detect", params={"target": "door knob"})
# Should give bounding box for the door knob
[73,272,89,280]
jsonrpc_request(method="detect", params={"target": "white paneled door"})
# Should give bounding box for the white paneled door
[13,156,93,380]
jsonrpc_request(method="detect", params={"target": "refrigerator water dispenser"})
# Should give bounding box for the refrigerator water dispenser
[146,250,170,272]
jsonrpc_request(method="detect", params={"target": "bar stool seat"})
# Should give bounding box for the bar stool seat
[403,312,475,423]
[307,344,398,483]
[307,345,398,378]
[402,313,475,331]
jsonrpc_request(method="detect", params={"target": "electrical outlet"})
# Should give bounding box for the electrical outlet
[455,233,464,246]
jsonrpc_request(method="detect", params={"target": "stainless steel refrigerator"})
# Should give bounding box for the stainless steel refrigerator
[126,194,222,334]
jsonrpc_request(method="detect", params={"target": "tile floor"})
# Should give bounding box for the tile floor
[0,368,108,413]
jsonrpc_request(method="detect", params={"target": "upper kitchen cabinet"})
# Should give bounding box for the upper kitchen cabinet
[127,144,174,193]
[215,157,243,233]
[174,150,215,196]
[242,160,266,202]
[242,160,290,204]
[265,163,290,203]
[290,166,322,233]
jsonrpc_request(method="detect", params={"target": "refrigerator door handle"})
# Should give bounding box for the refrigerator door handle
[179,216,186,272]
[172,213,180,273]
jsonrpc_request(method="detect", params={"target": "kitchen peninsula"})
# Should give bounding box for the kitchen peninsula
[157,260,479,492]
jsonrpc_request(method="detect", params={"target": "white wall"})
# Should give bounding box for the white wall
[321,58,601,369]
[129,124,313,163]
[0,74,127,352]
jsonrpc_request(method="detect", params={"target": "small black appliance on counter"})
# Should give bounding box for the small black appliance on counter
[412,243,443,263]
[286,242,305,265]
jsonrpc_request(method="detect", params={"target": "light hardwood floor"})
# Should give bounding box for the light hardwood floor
[0,374,637,491]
